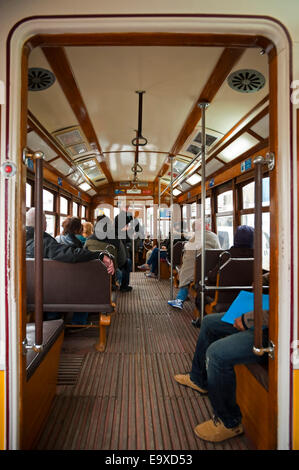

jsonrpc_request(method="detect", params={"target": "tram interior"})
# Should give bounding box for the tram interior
[23,39,271,450]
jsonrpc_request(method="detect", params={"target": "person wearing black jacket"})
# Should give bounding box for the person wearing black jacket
[26,208,114,270]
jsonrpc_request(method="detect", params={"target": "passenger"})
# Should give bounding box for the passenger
[56,216,85,248]
[168,219,221,309]
[174,272,270,443]
[26,208,114,271]
[82,221,94,239]
[207,225,254,285]
[26,208,114,322]
[139,230,187,278]
[85,215,133,292]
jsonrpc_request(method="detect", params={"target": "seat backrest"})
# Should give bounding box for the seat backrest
[172,241,186,267]
[216,257,254,305]
[194,249,224,286]
[26,258,112,311]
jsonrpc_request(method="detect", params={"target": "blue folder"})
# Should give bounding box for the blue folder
[221,290,269,325]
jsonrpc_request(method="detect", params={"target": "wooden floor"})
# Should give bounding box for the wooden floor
[35,272,252,450]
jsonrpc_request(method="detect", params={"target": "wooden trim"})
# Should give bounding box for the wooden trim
[207,94,269,156]
[27,32,273,50]
[206,106,269,165]
[267,45,279,449]
[177,140,269,203]
[41,46,113,183]
[155,47,245,182]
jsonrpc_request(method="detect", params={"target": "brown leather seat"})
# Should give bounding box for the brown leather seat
[26,258,114,351]
[194,249,224,289]
[206,257,254,313]
[26,258,114,313]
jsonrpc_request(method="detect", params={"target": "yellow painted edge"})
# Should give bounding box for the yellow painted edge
[293,371,299,449]
[0,371,5,450]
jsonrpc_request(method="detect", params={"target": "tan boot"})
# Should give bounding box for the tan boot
[174,374,208,394]
[194,418,244,442]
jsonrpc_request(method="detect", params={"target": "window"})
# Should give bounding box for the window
[45,214,56,237]
[72,201,78,216]
[239,177,270,270]
[82,205,87,220]
[26,183,32,208]
[43,189,54,212]
[216,189,234,249]
[60,196,69,215]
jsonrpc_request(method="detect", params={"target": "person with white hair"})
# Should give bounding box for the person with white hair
[26,207,114,273]
[167,218,220,309]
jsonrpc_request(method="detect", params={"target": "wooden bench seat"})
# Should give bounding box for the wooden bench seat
[26,258,115,351]
[26,319,64,380]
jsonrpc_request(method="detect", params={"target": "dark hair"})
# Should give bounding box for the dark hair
[233,225,254,249]
[62,216,82,235]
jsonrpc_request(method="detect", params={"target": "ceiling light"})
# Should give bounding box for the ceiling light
[186,173,201,185]
[79,182,91,192]
[173,188,181,196]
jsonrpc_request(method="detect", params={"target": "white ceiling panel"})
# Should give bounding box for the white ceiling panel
[27,132,58,161]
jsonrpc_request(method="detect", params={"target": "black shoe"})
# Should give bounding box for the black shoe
[120,286,133,292]
[191,318,201,328]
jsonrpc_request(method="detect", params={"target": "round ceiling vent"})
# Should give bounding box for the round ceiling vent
[227,69,265,93]
[28,67,56,91]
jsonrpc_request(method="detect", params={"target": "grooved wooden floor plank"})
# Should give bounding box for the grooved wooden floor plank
[35,273,251,450]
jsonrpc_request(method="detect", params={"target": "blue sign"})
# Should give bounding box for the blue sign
[209,178,214,187]
[241,158,252,173]
[58,177,63,186]
[26,158,34,170]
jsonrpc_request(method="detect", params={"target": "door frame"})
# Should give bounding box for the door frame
[3,13,293,449]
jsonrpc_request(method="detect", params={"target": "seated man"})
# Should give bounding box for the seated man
[174,273,269,443]
[138,244,168,278]
[168,219,221,309]
[85,214,132,292]
[26,208,114,273]
[26,208,114,321]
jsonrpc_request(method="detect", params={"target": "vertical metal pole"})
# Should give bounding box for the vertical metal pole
[158,177,161,280]
[132,200,135,272]
[34,153,44,348]
[170,156,174,299]
[198,102,209,322]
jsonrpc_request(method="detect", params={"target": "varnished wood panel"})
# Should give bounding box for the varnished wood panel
[155,48,245,183]
[22,332,64,450]
[41,47,112,183]
[235,365,274,450]
[27,32,273,50]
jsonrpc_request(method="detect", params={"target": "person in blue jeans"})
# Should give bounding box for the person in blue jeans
[174,297,269,443]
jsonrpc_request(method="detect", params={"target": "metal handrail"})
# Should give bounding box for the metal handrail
[252,153,274,357]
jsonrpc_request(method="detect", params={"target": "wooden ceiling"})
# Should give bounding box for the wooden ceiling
[26,33,269,199]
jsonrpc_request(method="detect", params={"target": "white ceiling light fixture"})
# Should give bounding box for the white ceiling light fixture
[173,188,182,196]
[79,182,92,192]
[186,173,202,185]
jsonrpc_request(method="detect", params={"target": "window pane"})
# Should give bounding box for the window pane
[205,197,211,215]
[216,215,234,249]
[217,190,233,213]
[242,182,255,209]
[241,212,270,270]
[59,216,67,234]
[26,183,32,208]
[45,214,55,237]
[43,189,54,212]
[242,178,270,210]
[82,206,86,219]
[60,196,68,214]
[191,202,197,218]
[262,177,270,207]
[73,202,78,216]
